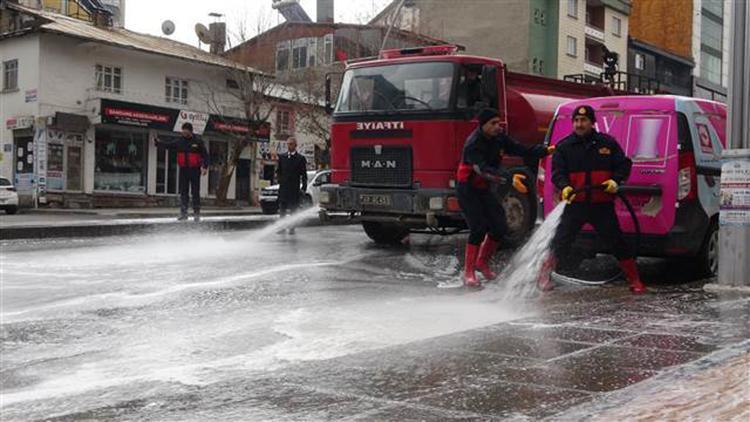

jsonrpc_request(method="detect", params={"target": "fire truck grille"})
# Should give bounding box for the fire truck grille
[350,145,412,187]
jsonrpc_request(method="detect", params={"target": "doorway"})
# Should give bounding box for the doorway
[236,158,251,204]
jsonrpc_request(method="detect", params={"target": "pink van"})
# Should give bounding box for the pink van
[539,95,727,276]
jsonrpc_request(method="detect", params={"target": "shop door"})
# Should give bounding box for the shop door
[13,130,34,193]
[156,136,180,194]
[236,159,251,203]
[66,146,83,191]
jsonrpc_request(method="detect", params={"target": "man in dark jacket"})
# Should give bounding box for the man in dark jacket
[277,136,308,234]
[537,105,647,294]
[456,108,552,287]
[155,122,208,221]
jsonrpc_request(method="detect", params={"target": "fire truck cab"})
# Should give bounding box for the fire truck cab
[319,45,617,245]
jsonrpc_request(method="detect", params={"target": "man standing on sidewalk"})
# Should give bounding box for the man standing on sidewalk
[276,136,307,234]
[155,123,208,221]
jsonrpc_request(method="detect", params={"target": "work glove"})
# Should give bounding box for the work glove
[561,186,576,204]
[546,145,556,155]
[602,179,618,194]
[512,174,528,193]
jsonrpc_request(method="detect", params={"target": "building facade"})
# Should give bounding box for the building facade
[0,2,307,208]
[370,0,630,80]
[627,0,730,101]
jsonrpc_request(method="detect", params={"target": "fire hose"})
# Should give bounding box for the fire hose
[550,184,660,286]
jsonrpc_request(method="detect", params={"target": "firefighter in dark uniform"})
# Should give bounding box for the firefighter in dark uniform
[155,122,208,222]
[456,108,553,287]
[277,136,308,234]
[537,105,647,294]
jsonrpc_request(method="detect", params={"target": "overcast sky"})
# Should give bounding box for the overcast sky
[125,0,392,48]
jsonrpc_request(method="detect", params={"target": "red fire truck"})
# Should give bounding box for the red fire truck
[318,45,621,245]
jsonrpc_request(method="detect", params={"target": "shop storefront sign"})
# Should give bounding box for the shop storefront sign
[25,89,38,103]
[100,100,264,139]
[174,110,209,134]
[6,116,34,130]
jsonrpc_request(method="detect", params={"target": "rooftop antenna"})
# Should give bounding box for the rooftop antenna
[195,23,211,49]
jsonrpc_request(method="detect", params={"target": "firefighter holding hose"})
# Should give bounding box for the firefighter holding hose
[537,105,647,294]
[457,108,553,287]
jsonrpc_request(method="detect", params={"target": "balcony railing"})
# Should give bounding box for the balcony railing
[585,24,605,42]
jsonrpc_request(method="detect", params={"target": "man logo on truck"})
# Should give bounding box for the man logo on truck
[361,160,397,169]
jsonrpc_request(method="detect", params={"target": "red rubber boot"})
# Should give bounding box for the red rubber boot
[463,244,481,287]
[619,258,647,295]
[537,253,557,292]
[476,235,499,281]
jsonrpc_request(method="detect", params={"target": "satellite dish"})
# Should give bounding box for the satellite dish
[195,23,212,44]
[161,20,175,36]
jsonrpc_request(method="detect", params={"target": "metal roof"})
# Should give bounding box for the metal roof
[5,2,268,76]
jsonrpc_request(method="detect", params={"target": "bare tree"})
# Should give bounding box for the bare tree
[200,68,277,205]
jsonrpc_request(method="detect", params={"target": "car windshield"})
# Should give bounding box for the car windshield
[0,178,11,186]
[336,62,455,113]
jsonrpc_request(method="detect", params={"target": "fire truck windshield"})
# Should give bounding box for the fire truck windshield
[335,62,456,113]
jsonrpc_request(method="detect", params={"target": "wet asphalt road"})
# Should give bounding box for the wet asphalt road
[1,223,748,421]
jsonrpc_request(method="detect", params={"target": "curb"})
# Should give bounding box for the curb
[0,217,359,241]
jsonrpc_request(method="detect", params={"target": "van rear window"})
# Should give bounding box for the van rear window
[677,113,693,152]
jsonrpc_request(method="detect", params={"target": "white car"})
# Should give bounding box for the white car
[0,177,19,214]
[260,170,332,215]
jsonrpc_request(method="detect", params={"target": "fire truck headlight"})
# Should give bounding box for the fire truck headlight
[319,191,331,204]
[429,197,444,210]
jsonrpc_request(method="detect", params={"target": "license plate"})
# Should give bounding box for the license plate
[360,194,391,207]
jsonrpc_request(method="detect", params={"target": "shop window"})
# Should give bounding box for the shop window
[3,59,18,91]
[95,64,122,94]
[94,129,147,193]
[165,77,188,104]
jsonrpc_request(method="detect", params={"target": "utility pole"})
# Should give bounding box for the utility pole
[717,0,750,287]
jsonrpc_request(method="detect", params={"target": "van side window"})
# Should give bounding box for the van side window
[677,113,693,152]
[627,114,671,164]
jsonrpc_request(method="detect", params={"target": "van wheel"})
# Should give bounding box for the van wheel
[362,221,409,245]
[697,222,719,277]
[5,206,18,215]
[500,189,534,247]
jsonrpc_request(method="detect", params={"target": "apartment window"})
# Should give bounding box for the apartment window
[292,45,308,69]
[276,41,290,71]
[567,0,578,18]
[324,34,334,65]
[226,79,239,90]
[635,53,645,70]
[3,59,18,91]
[701,17,723,52]
[566,36,578,57]
[612,16,622,37]
[702,0,723,18]
[700,51,722,85]
[165,77,188,104]
[276,108,293,136]
[95,64,122,94]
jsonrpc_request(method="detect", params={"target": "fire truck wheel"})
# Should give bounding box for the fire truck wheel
[500,189,534,247]
[362,221,409,245]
